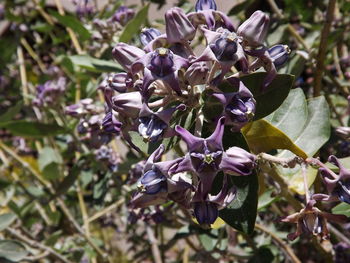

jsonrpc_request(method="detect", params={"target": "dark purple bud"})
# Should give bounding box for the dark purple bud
[194,202,218,225]
[112,92,142,118]
[184,62,209,86]
[237,11,270,47]
[102,111,122,134]
[220,147,256,176]
[147,48,175,77]
[112,43,145,71]
[195,0,217,12]
[140,28,162,46]
[112,6,135,26]
[210,33,238,61]
[225,94,256,127]
[268,45,290,68]
[165,7,196,44]
[101,73,132,93]
[138,115,168,142]
[138,169,167,194]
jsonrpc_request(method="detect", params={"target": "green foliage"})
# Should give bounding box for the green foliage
[0,240,28,262]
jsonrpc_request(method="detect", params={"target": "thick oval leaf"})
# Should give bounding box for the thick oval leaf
[119,4,150,43]
[241,119,307,159]
[69,55,123,73]
[49,10,91,41]
[264,88,308,141]
[0,121,66,137]
[0,101,23,123]
[0,213,16,231]
[0,240,28,262]
[219,173,259,235]
[240,72,294,120]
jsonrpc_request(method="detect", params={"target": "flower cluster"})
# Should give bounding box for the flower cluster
[33,77,66,107]
[93,0,295,226]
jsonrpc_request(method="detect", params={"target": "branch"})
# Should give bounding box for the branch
[6,227,72,263]
[313,0,337,96]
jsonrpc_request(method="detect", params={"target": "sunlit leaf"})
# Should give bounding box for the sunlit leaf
[0,240,28,262]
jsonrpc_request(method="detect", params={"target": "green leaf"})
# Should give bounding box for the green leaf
[258,189,279,211]
[332,203,350,217]
[0,213,16,231]
[119,4,150,43]
[48,10,91,41]
[241,119,307,159]
[266,89,331,157]
[0,240,28,262]
[68,55,123,73]
[0,102,23,123]
[219,173,259,235]
[0,121,66,137]
[38,147,63,171]
[240,72,294,120]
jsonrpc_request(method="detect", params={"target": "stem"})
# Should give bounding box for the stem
[258,152,304,168]
[313,0,337,97]
[53,0,83,54]
[20,37,46,73]
[146,225,163,263]
[87,198,125,223]
[194,107,204,137]
[255,223,301,263]
[302,163,310,203]
[0,141,107,260]
[306,157,338,179]
[6,227,72,263]
[17,46,29,105]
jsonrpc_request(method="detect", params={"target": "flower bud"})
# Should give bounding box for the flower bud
[195,0,217,12]
[138,169,167,194]
[210,33,238,61]
[225,94,256,128]
[237,11,270,47]
[184,62,209,86]
[194,202,218,225]
[112,43,145,71]
[165,7,196,44]
[221,147,256,176]
[106,73,133,93]
[147,48,175,77]
[140,28,162,46]
[112,6,135,26]
[268,44,290,68]
[102,111,122,134]
[112,92,142,118]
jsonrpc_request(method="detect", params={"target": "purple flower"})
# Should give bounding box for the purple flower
[112,6,135,26]
[192,174,236,225]
[185,62,209,86]
[94,145,119,172]
[237,11,270,47]
[33,77,66,107]
[281,200,347,240]
[191,28,247,85]
[319,156,350,204]
[140,28,162,46]
[112,43,145,71]
[138,103,186,142]
[112,91,142,118]
[130,145,192,208]
[188,1,235,31]
[131,48,189,97]
[174,117,256,195]
[65,98,96,117]
[165,7,196,44]
[248,45,291,90]
[213,78,256,130]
